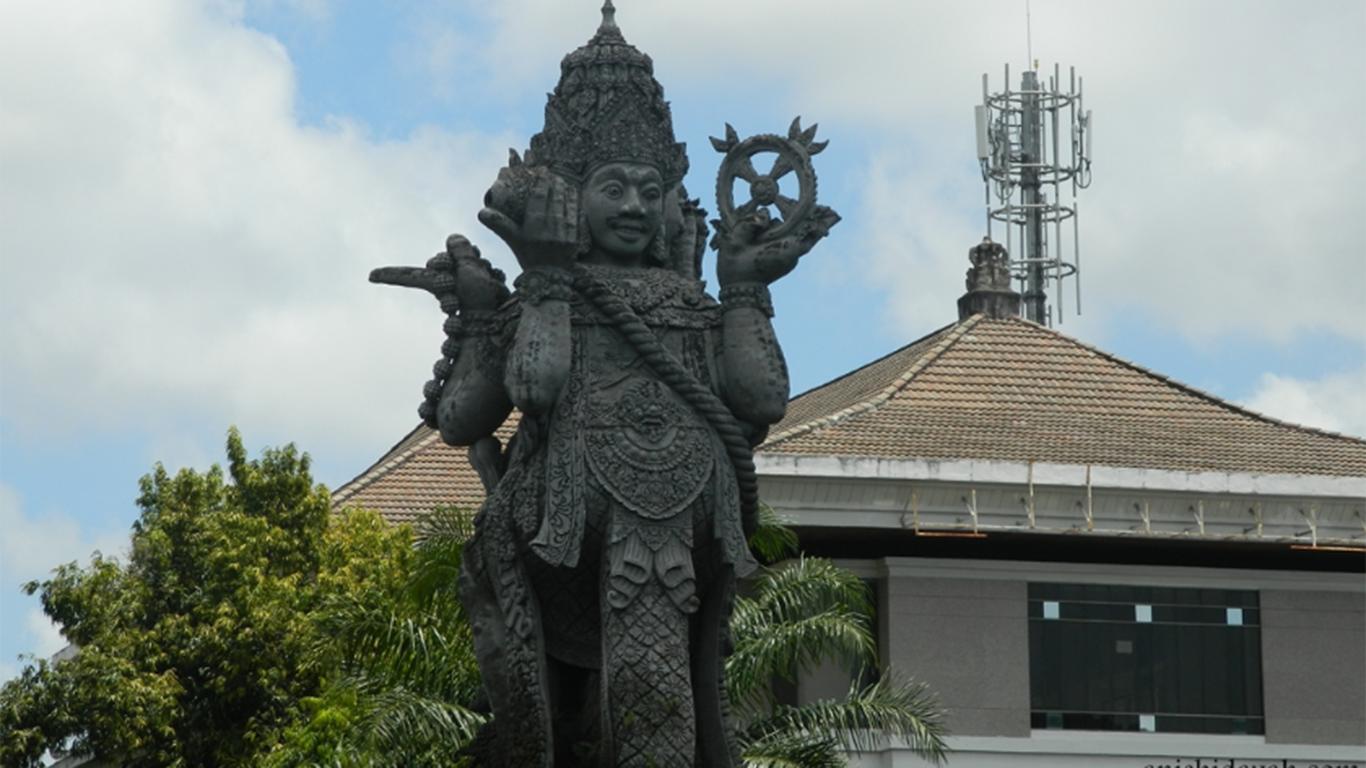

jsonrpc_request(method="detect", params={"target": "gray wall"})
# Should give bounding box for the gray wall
[831,558,1365,750]
[879,574,1031,736]
[1261,588,1366,745]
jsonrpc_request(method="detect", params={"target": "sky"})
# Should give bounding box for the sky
[2,0,1364,681]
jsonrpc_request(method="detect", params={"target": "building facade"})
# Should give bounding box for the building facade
[336,299,1366,767]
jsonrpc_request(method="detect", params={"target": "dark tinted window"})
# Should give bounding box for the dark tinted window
[1028,583,1263,735]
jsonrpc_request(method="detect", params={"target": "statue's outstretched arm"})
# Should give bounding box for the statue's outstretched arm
[709,120,841,427]
[371,235,514,446]
[436,321,513,446]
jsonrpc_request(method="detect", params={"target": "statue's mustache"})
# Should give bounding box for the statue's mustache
[608,214,648,229]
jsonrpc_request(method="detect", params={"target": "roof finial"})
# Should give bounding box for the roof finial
[600,0,618,33]
[957,237,1021,321]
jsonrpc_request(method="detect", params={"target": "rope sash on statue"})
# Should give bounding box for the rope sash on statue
[564,265,759,531]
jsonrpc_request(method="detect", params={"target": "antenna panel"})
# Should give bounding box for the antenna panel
[974,105,990,160]
[976,63,1093,325]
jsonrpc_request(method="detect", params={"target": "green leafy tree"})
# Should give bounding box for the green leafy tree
[1,426,944,768]
[0,429,414,768]
[264,507,485,768]
[732,502,948,765]
[730,557,947,766]
[273,504,947,767]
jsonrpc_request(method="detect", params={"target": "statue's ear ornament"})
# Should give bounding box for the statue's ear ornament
[710,117,830,245]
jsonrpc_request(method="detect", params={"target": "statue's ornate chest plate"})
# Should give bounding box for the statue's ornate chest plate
[585,377,714,520]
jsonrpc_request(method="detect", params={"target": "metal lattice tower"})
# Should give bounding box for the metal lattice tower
[975,63,1093,325]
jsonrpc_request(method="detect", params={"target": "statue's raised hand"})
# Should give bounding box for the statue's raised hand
[431,235,508,312]
[369,234,509,314]
[709,119,840,287]
[479,160,579,272]
[714,204,840,287]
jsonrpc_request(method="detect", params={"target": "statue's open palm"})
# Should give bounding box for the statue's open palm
[715,205,840,287]
[479,165,580,272]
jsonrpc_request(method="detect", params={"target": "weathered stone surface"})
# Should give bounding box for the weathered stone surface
[957,236,1021,321]
[369,3,838,765]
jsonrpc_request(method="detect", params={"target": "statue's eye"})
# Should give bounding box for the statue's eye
[642,186,662,202]
[601,183,623,199]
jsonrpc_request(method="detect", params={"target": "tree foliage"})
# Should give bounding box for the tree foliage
[1,431,946,767]
[262,507,485,768]
[269,507,948,767]
[730,547,949,766]
[0,429,414,768]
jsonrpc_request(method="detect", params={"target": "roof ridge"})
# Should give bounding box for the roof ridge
[782,319,962,404]
[762,315,982,450]
[332,424,443,504]
[1014,317,1366,446]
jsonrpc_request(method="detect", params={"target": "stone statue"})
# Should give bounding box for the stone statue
[372,3,838,765]
[956,236,1021,320]
[964,236,1011,292]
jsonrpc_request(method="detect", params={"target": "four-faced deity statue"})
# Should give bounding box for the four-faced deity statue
[373,4,838,765]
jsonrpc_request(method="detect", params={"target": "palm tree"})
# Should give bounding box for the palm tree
[274,505,948,766]
[729,554,948,766]
[266,509,485,767]
[727,502,947,766]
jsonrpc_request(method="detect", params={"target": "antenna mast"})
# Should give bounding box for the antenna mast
[974,59,1093,325]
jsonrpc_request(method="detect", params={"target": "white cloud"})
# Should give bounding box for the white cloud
[244,0,331,22]
[24,609,67,660]
[2,0,1362,484]
[0,483,125,587]
[435,0,1366,345]
[0,0,517,462]
[1241,366,1366,439]
[0,483,125,675]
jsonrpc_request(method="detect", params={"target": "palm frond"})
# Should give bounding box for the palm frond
[407,507,475,610]
[740,557,873,628]
[748,502,799,564]
[757,670,948,764]
[739,729,845,768]
[358,684,486,762]
[314,599,481,705]
[728,557,877,708]
[727,607,874,709]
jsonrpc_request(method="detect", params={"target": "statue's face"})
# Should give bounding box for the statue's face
[582,162,664,261]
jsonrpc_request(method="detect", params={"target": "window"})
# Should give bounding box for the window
[1028,583,1264,735]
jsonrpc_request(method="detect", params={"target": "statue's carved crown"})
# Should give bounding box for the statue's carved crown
[525,1,689,186]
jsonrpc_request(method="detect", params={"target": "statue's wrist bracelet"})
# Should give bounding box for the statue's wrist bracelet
[718,282,774,318]
[446,310,498,339]
[515,267,575,306]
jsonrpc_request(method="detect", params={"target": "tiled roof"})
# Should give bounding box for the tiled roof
[332,414,520,525]
[765,315,1366,477]
[333,315,1366,521]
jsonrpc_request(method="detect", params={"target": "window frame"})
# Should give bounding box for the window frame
[1028,582,1265,736]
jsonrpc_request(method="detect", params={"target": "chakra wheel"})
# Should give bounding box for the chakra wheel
[712,118,827,243]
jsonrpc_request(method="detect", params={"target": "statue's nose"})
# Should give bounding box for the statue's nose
[621,188,646,214]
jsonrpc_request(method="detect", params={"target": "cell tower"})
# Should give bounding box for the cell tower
[974,62,1093,325]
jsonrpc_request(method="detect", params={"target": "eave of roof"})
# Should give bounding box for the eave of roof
[333,314,1366,526]
[331,423,442,508]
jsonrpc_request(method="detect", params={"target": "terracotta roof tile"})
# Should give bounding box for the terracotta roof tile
[334,316,1366,523]
[332,413,520,525]
[764,316,1366,476]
